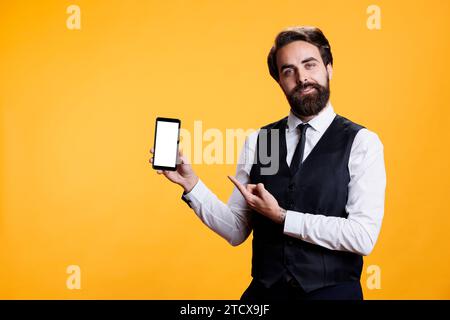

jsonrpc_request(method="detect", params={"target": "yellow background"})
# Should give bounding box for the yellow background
[1,0,449,299]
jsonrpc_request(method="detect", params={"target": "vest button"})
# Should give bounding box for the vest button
[288,183,295,190]
[287,240,294,245]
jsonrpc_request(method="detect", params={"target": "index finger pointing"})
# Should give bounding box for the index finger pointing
[227,175,253,200]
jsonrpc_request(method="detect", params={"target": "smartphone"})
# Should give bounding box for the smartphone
[152,117,181,171]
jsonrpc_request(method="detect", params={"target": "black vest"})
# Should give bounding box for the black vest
[249,114,365,292]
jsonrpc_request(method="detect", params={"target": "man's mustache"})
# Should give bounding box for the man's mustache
[291,82,321,95]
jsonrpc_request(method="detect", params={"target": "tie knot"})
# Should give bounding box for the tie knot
[297,123,310,135]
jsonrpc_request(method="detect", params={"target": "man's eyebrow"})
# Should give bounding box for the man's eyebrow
[301,57,320,64]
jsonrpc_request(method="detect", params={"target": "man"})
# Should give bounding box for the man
[149,26,386,300]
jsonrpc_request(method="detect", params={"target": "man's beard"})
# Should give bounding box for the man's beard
[286,78,330,117]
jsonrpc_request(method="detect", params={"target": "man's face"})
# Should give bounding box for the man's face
[276,40,333,118]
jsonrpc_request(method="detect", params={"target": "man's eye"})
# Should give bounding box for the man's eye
[283,69,293,75]
[305,63,316,69]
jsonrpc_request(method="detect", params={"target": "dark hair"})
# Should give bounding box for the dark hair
[267,26,333,81]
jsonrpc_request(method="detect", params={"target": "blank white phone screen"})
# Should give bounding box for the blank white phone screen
[154,121,179,168]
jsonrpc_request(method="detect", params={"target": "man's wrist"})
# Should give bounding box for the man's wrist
[278,207,287,224]
[182,176,199,194]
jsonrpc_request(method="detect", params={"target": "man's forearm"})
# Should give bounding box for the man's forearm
[283,211,378,256]
[181,179,253,246]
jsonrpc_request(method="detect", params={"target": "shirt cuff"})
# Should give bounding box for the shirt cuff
[181,179,208,209]
[283,210,305,238]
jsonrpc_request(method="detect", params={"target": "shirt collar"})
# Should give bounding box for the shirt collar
[287,101,336,133]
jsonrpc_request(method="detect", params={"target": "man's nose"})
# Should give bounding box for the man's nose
[295,70,308,86]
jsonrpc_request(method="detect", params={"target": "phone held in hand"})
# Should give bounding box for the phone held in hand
[152,117,181,171]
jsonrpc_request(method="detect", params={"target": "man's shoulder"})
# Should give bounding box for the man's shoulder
[335,114,366,133]
[334,114,383,149]
[353,127,384,151]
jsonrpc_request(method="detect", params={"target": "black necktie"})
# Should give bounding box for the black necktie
[289,123,310,174]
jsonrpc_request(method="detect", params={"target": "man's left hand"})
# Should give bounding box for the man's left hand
[228,175,285,224]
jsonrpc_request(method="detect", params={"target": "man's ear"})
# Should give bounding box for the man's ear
[326,64,333,81]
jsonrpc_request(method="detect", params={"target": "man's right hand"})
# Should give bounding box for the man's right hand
[149,148,199,193]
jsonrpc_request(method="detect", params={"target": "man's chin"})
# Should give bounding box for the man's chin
[291,106,317,118]
[291,100,326,117]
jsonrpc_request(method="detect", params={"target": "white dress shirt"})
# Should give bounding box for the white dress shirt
[182,102,386,256]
